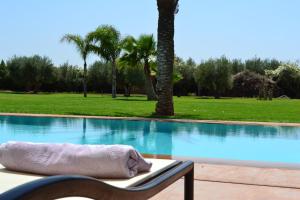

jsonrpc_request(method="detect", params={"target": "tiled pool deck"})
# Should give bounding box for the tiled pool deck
[152,163,300,200]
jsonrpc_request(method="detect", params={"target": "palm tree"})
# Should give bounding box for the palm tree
[88,25,121,98]
[155,0,179,115]
[61,34,92,98]
[120,34,157,101]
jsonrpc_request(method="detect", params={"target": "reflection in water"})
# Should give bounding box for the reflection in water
[0,116,56,135]
[0,116,55,126]
[82,118,87,139]
[1,116,300,163]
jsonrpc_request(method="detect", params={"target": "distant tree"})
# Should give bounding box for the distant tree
[6,55,55,92]
[231,59,245,74]
[88,25,122,98]
[245,57,266,74]
[118,63,145,97]
[245,58,281,75]
[87,61,111,93]
[0,60,8,89]
[194,57,232,98]
[61,34,93,97]
[120,34,157,100]
[56,63,83,92]
[265,59,281,71]
[185,57,196,67]
[174,57,197,96]
[0,60,6,76]
[36,57,57,92]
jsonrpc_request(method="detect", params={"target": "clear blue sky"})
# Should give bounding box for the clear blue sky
[1,0,299,66]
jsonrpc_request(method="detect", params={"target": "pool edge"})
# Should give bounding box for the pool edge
[173,156,300,170]
[143,154,300,170]
[1,112,300,127]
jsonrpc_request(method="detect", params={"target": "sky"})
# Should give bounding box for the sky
[0,0,299,66]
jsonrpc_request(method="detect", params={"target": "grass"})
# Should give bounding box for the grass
[0,92,300,123]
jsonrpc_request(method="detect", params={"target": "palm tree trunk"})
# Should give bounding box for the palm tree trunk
[144,59,157,101]
[83,60,87,98]
[124,84,131,97]
[155,0,177,116]
[111,59,117,98]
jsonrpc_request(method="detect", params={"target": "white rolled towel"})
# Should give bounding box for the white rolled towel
[0,142,152,178]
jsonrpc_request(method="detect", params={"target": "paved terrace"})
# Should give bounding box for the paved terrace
[151,163,300,200]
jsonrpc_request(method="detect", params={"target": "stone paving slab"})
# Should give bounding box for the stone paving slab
[151,179,300,200]
[194,163,300,188]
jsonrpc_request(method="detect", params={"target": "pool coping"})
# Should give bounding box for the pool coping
[1,112,300,127]
[173,156,300,171]
[143,154,300,170]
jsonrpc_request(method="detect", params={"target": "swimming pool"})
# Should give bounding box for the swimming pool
[0,115,300,164]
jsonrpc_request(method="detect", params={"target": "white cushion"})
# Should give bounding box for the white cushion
[0,159,177,193]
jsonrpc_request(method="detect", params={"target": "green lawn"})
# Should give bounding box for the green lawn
[0,92,299,123]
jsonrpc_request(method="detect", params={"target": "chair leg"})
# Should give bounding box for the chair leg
[184,168,194,200]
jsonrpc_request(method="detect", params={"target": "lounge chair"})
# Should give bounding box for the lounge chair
[0,159,194,200]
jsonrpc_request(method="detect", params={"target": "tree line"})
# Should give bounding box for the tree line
[192,57,300,99]
[0,56,143,94]
[0,54,299,99]
[176,56,300,99]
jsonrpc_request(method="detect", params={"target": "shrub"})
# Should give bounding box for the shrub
[266,64,300,98]
[231,70,276,98]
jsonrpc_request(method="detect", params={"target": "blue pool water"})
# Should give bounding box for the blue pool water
[0,115,300,164]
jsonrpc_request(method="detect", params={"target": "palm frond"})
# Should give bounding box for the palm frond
[137,34,156,60]
[61,34,87,59]
[121,36,137,52]
[88,25,122,62]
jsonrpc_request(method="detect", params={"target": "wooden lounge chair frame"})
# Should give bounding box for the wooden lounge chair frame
[0,161,194,200]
